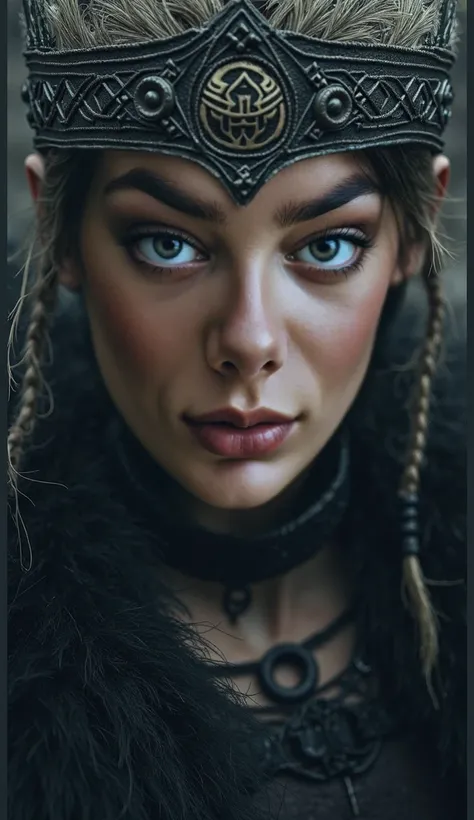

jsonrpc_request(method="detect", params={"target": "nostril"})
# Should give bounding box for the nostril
[221,361,238,373]
[263,359,278,373]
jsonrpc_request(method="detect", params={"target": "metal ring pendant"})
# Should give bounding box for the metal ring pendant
[259,643,318,705]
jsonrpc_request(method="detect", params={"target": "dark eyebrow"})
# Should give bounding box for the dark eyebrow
[104,168,380,227]
[274,175,381,228]
[103,168,228,224]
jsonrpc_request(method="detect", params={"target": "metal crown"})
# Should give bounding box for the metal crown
[20,0,457,204]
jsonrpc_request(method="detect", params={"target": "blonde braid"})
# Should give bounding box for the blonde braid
[399,261,445,703]
[8,148,77,497]
[8,264,59,494]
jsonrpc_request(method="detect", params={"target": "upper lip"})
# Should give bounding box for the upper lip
[185,407,296,428]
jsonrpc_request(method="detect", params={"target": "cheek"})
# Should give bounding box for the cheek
[82,247,193,388]
[332,287,386,368]
[300,274,391,387]
[87,284,166,382]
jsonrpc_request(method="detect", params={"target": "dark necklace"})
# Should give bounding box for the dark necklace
[209,608,396,817]
[251,658,395,818]
[211,606,356,705]
[108,418,350,621]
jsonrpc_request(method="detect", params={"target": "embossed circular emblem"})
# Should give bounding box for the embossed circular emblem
[314,84,353,130]
[134,76,175,122]
[199,61,286,151]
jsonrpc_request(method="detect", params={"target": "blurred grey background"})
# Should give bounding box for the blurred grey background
[7,0,466,304]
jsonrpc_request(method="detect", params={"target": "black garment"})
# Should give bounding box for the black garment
[8,288,466,820]
[254,736,455,819]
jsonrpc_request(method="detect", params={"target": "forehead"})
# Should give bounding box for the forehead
[96,150,370,212]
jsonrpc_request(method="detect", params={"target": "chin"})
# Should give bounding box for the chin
[182,459,301,511]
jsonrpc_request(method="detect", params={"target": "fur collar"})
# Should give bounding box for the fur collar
[8,287,466,820]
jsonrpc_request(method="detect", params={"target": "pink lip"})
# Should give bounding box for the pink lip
[188,407,295,427]
[184,407,297,458]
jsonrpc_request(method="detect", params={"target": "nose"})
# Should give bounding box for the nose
[205,264,286,382]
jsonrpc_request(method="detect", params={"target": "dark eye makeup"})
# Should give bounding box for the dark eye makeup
[116,218,375,284]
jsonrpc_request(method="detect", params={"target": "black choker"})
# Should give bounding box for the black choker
[108,418,350,620]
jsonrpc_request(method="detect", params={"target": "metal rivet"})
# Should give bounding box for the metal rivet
[327,97,344,117]
[443,89,453,105]
[144,90,161,109]
[439,80,454,109]
[134,76,175,122]
[314,84,353,130]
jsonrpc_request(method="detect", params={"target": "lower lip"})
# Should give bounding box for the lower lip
[187,421,295,458]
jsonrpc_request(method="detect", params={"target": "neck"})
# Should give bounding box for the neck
[110,415,354,673]
[162,541,353,659]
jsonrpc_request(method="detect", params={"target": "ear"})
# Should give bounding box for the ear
[25,153,82,290]
[432,154,450,214]
[391,154,451,286]
[25,153,44,206]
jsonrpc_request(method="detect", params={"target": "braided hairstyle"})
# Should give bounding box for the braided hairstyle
[8,269,56,479]
[8,149,92,492]
[400,264,446,699]
[10,0,457,696]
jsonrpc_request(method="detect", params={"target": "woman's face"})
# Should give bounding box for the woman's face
[70,151,408,515]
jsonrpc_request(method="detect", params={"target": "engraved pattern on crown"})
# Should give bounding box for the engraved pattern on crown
[226,22,263,53]
[199,62,287,151]
[22,0,54,50]
[19,0,457,206]
[436,0,458,47]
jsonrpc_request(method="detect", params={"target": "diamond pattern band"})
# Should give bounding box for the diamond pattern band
[22,0,455,204]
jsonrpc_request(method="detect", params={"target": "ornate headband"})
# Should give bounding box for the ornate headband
[21,0,456,204]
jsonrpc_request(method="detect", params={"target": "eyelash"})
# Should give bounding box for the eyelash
[122,225,206,277]
[289,227,373,279]
[121,224,374,281]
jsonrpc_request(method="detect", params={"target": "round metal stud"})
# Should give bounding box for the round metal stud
[443,89,454,106]
[438,79,454,125]
[21,82,30,104]
[327,97,344,117]
[134,76,175,122]
[314,84,353,130]
[259,643,318,705]
[439,80,454,107]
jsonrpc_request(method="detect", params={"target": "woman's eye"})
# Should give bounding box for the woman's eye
[293,236,361,270]
[132,233,201,267]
